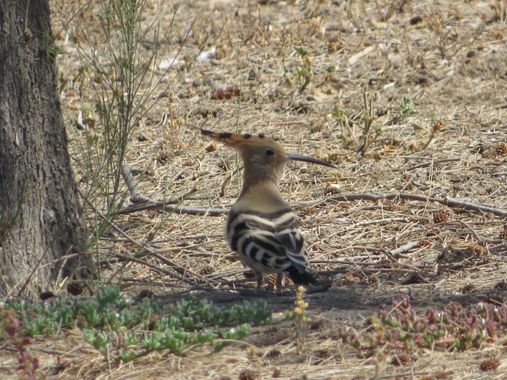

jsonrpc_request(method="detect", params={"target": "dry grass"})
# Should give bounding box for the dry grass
[1,0,506,378]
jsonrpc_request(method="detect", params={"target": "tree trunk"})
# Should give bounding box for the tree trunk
[0,0,94,297]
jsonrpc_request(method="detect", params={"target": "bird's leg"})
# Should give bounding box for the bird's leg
[275,273,284,293]
[256,272,264,289]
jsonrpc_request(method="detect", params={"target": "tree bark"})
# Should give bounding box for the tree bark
[0,0,94,297]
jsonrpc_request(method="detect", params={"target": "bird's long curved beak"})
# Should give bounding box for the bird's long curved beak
[286,153,336,168]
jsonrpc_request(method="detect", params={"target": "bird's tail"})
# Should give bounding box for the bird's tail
[284,266,317,285]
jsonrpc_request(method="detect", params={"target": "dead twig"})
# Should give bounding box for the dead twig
[436,220,483,242]
[122,164,152,203]
[119,203,228,215]
[119,191,507,220]
[108,251,194,286]
[220,166,242,197]
[80,189,217,286]
[123,120,506,221]
[389,241,420,256]
[379,371,452,379]
[122,166,506,221]
[3,251,83,300]
[12,247,53,298]
[326,192,507,219]
[356,89,376,156]
[120,164,201,214]
[344,217,414,231]
[319,267,419,276]
[403,158,461,171]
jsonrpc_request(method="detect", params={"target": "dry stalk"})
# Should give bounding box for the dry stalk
[325,193,507,219]
[80,189,217,287]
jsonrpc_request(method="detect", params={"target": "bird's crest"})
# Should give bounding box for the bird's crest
[201,129,336,169]
[201,129,283,153]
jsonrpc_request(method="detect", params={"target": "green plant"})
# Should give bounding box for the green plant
[332,90,381,155]
[399,95,416,118]
[293,47,312,93]
[332,105,357,148]
[40,32,64,58]
[68,0,186,250]
[356,90,380,156]
[326,64,336,73]
[4,287,272,362]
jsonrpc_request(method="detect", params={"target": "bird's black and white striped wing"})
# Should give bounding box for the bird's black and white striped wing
[227,210,309,273]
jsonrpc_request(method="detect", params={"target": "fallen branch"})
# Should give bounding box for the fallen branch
[388,241,420,256]
[319,267,419,275]
[120,174,507,219]
[326,192,507,219]
[403,158,461,171]
[109,251,195,286]
[119,202,227,215]
[219,166,242,197]
[342,217,414,232]
[119,164,218,215]
[122,164,152,203]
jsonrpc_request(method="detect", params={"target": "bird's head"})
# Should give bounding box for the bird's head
[201,129,335,189]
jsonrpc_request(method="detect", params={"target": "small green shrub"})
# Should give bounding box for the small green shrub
[4,287,272,362]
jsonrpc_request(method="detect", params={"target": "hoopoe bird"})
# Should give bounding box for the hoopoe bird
[202,129,335,292]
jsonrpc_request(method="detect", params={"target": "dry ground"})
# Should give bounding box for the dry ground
[3,0,507,378]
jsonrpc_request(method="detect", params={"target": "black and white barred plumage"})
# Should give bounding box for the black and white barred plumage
[201,129,334,291]
[227,208,317,287]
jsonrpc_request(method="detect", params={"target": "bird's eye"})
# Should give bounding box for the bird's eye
[265,149,275,156]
